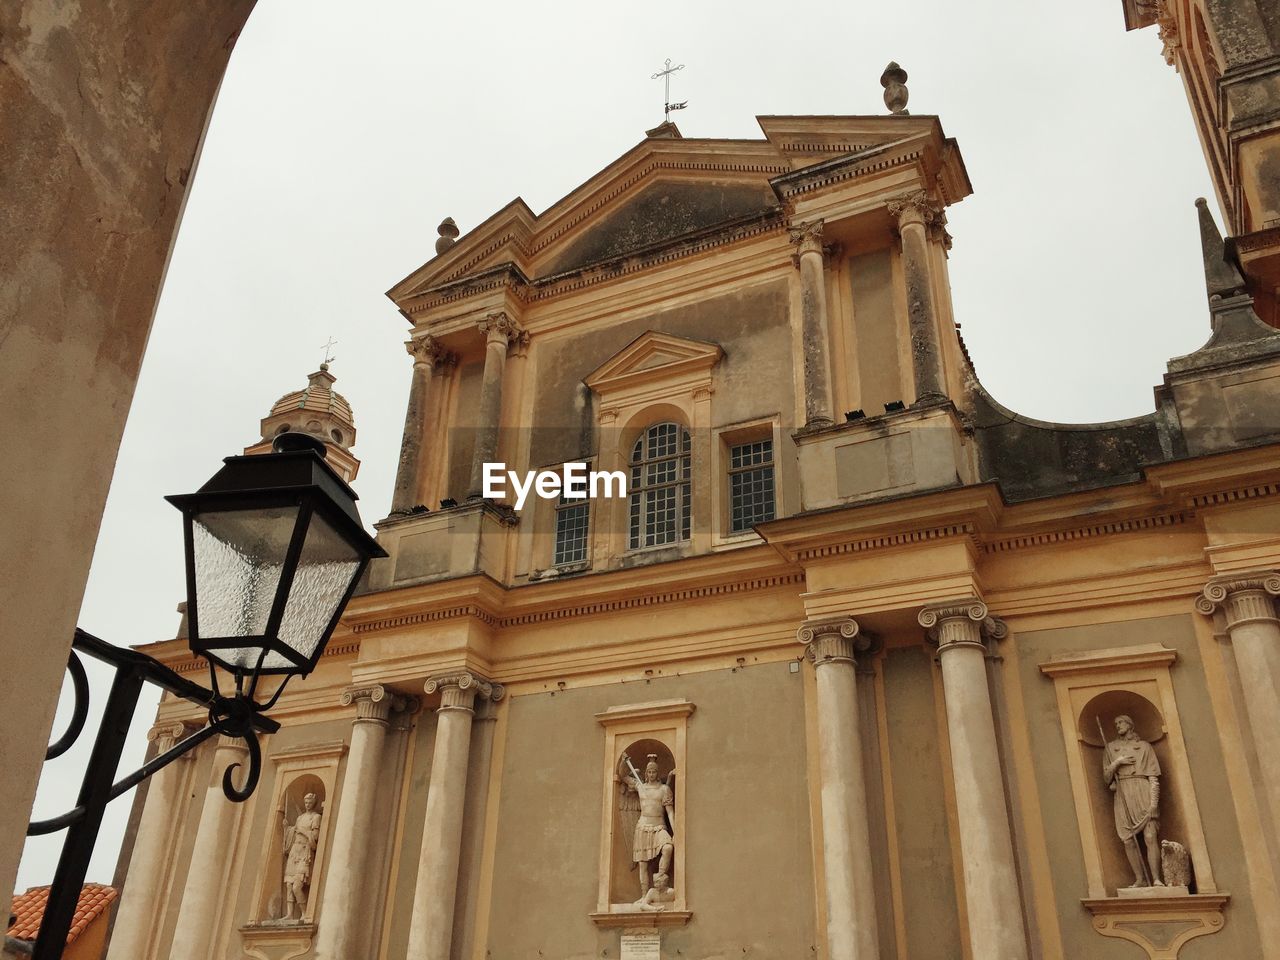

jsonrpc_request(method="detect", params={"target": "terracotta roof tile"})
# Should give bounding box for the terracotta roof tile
[7,883,117,944]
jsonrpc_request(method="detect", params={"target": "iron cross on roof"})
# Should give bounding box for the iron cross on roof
[651,58,687,122]
[319,336,338,367]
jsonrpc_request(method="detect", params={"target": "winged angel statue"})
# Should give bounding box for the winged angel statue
[616,752,677,908]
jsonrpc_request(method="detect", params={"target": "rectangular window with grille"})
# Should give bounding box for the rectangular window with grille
[553,491,590,566]
[728,438,775,533]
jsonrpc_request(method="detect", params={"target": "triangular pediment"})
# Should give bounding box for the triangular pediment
[585,331,724,395]
[388,115,969,315]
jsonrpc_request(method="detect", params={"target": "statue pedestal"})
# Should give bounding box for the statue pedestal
[1082,894,1228,958]
[1117,885,1190,898]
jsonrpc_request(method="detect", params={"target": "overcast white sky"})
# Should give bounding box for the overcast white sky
[18,0,1220,889]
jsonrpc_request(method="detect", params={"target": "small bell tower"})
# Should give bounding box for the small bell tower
[244,364,362,482]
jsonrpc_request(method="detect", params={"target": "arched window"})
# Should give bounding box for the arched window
[628,422,691,549]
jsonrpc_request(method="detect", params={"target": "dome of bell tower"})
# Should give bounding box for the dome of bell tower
[243,363,361,481]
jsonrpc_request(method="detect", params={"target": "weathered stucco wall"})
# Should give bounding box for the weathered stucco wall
[0,0,256,914]
[484,662,816,958]
[880,645,962,959]
[544,179,777,276]
[528,279,793,471]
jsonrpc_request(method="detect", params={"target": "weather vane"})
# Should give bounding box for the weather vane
[651,58,687,123]
[319,336,338,366]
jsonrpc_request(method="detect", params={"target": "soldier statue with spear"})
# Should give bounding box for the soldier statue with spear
[1099,714,1164,889]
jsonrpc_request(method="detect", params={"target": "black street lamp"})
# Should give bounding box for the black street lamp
[22,434,386,960]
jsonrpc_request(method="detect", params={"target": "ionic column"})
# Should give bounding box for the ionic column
[313,685,408,960]
[106,721,196,960]
[790,221,835,428]
[888,192,948,405]
[919,600,1028,960]
[167,736,249,960]
[405,673,503,960]
[391,334,446,514]
[1197,572,1280,828]
[467,313,523,498]
[797,617,880,960]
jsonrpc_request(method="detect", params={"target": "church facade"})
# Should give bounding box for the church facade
[110,5,1280,959]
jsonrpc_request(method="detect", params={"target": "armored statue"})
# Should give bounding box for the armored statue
[617,753,676,901]
[282,792,323,920]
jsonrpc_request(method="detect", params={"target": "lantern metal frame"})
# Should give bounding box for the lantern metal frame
[20,436,386,960]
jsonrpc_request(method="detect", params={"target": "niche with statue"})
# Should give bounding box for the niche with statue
[610,739,678,908]
[1040,644,1228,959]
[1078,690,1194,896]
[593,700,693,926]
[260,775,327,924]
[241,737,345,944]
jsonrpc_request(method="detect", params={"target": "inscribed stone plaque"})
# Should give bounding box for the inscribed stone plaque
[620,930,661,959]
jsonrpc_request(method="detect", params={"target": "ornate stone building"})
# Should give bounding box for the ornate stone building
[112,7,1280,959]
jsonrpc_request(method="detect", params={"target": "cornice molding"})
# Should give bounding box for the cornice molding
[791,522,979,563]
[528,212,786,302]
[350,571,805,637]
[981,511,1191,553]
[1188,481,1280,508]
[771,142,924,199]
[404,213,787,315]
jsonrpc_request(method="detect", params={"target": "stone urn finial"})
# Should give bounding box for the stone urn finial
[881,62,909,115]
[435,216,460,255]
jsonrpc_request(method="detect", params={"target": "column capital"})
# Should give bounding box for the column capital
[1155,0,1179,65]
[887,191,947,241]
[788,219,830,267]
[147,719,199,754]
[477,311,525,347]
[342,683,409,724]
[510,327,531,358]
[406,333,448,368]
[797,616,878,666]
[919,598,1007,651]
[1196,571,1280,627]
[424,672,506,713]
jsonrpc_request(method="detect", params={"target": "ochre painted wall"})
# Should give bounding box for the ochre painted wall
[484,662,816,958]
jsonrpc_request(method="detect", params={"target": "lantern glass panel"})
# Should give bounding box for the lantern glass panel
[274,511,363,670]
[191,505,300,667]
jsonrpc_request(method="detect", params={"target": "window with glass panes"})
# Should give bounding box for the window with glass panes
[728,437,775,532]
[553,487,590,566]
[628,422,691,549]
